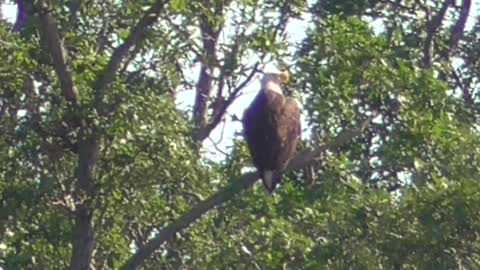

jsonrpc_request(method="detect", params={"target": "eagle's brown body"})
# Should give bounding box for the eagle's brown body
[242,81,301,193]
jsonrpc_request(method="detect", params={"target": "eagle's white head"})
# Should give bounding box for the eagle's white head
[260,71,289,94]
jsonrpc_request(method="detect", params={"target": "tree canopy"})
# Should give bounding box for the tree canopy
[0,0,479,269]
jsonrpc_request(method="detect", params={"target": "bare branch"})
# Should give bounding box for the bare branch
[450,64,473,105]
[119,113,378,270]
[36,0,79,106]
[193,11,223,139]
[94,0,169,114]
[437,0,470,81]
[446,0,471,56]
[422,0,454,68]
[195,62,260,141]
[207,123,230,157]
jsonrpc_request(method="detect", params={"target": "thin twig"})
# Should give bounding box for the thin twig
[207,134,230,157]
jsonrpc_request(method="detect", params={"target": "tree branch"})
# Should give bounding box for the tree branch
[36,0,78,106]
[450,64,473,106]
[193,9,224,140]
[119,113,378,270]
[422,0,454,68]
[195,62,260,141]
[436,0,470,81]
[445,0,471,57]
[94,0,169,114]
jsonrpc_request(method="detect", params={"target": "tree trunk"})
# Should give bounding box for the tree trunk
[70,138,99,270]
[71,207,95,270]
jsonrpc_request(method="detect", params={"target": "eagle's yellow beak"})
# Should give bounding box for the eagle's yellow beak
[279,71,289,83]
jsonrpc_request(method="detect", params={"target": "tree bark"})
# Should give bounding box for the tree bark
[445,0,471,58]
[37,0,79,106]
[422,0,454,68]
[70,137,99,270]
[193,14,222,141]
[70,207,95,270]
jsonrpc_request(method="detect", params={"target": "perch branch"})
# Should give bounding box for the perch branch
[119,113,378,270]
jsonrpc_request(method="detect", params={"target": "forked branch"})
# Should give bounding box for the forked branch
[94,0,170,114]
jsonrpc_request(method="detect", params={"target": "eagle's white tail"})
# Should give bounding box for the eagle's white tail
[261,170,282,194]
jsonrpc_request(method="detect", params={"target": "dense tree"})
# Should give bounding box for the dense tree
[0,0,479,269]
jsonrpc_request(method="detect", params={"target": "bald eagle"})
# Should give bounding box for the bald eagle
[242,71,301,193]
